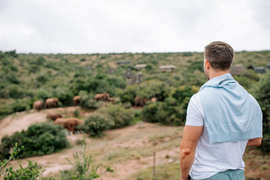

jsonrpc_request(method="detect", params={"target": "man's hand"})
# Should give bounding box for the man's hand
[247,137,262,146]
[180,126,203,180]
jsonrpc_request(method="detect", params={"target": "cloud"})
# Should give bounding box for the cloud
[0,0,269,53]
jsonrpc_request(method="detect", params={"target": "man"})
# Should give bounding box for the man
[180,41,263,180]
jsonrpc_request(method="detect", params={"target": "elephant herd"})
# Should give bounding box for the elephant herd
[33,93,114,111]
[33,96,81,110]
[32,93,154,133]
[33,93,115,133]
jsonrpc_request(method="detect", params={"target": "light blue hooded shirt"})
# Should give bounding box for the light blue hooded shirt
[199,73,263,144]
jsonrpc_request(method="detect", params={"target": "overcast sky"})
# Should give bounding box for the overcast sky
[0,0,269,53]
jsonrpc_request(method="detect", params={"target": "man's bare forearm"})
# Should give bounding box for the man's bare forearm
[180,148,195,180]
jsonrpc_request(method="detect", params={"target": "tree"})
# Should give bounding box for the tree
[254,72,270,153]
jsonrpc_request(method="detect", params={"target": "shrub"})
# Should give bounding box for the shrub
[141,85,198,126]
[79,92,101,110]
[36,56,46,65]
[0,105,13,119]
[81,114,114,137]
[119,86,137,105]
[4,50,17,58]
[0,144,43,180]
[254,72,270,153]
[35,88,53,101]
[5,85,26,98]
[36,74,49,84]
[98,104,135,129]
[142,102,165,123]
[4,161,41,180]
[80,58,86,62]
[138,80,171,101]
[52,87,74,106]
[11,98,32,112]
[188,60,203,72]
[71,73,123,96]
[73,109,80,117]
[59,149,99,180]
[5,73,20,84]
[182,52,193,56]
[0,123,69,160]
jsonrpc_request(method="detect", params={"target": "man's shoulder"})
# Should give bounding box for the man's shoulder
[190,92,201,103]
[188,92,204,117]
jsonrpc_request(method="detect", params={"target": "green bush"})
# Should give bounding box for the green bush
[35,88,53,101]
[11,98,32,112]
[119,86,137,105]
[4,161,41,180]
[0,143,43,180]
[188,60,203,72]
[0,123,69,160]
[81,114,114,137]
[59,150,99,180]
[5,85,26,98]
[142,85,198,126]
[79,92,101,110]
[138,80,171,101]
[98,104,135,128]
[142,102,165,123]
[71,73,124,96]
[254,72,270,153]
[182,52,193,56]
[52,87,74,106]
[4,50,17,58]
[73,109,80,117]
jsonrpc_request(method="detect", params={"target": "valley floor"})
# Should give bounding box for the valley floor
[0,108,269,180]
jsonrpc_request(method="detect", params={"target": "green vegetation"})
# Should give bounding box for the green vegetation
[128,162,180,180]
[97,104,135,128]
[142,85,198,125]
[254,72,270,153]
[4,161,41,180]
[80,113,114,137]
[0,123,69,160]
[0,50,270,152]
[58,150,99,180]
[78,91,101,110]
[0,143,43,180]
[80,104,135,137]
[0,143,99,180]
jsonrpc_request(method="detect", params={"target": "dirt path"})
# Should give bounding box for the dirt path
[0,106,81,140]
[0,110,48,140]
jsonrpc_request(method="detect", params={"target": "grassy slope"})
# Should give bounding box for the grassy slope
[1,51,270,179]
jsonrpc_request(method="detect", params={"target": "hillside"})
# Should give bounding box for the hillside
[1,50,270,120]
[0,50,270,179]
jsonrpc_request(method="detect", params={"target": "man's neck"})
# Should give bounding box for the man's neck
[208,70,230,80]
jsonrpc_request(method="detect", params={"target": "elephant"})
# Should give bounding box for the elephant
[33,100,43,110]
[46,113,62,121]
[54,118,83,133]
[73,96,80,105]
[45,98,59,108]
[95,93,110,101]
[134,96,147,107]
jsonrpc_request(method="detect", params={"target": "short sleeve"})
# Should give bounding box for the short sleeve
[185,93,204,126]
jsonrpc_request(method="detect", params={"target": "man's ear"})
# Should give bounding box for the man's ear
[205,59,211,70]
